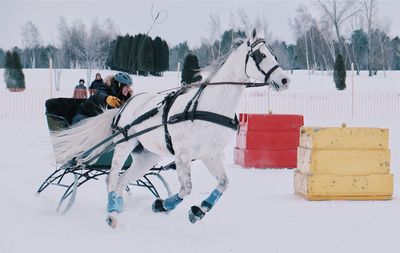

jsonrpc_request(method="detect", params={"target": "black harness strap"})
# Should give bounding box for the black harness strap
[112,93,144,140]
[162,85,208,154]
[162,88,188,155]
[244,38,279,84]
[169,111,238,130]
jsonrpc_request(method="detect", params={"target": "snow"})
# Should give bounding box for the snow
[1,69,400,253]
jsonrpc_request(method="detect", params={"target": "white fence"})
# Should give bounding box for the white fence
[0,89,71,120]
[1,88,400,120]
[238,88,400,120]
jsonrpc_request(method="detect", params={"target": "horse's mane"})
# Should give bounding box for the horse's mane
[200,38,245,83]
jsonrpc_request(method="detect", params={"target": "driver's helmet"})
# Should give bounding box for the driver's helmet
[113,72,133,87]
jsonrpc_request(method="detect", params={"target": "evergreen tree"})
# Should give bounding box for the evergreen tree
[110,36,122,70]
[181,54,202,85]
[152,36,164,76]
[391,37,400,70]
[160,40,169,73]
[128,34,143,74]
[4,50,25,90]
[350,29,368,74]
[119,34,132,72]
[0,48,5,68]
[333,54,346,90]
[287,44,298,74]
[106,39,117,69]
[137,35,153,76]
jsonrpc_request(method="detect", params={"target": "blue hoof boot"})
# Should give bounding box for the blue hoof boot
[107,191,123,213]
[189,206,205,224]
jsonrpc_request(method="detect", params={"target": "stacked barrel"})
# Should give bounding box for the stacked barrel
[294,126,393,200]
[234,114,304,168]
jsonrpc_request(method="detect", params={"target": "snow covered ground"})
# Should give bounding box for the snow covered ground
[1,69,400,253]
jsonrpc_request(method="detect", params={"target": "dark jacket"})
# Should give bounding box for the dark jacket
[79,82,131,117]
[89,79,103,90]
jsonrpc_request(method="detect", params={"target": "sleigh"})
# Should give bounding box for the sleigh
[37,98,175,214]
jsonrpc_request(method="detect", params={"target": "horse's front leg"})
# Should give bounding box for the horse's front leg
[189,153,229,223]
[106,138,138,228]
[152,154,192,213]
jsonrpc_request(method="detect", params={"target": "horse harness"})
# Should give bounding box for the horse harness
[109,38,278,155]
[245,38,279,84]
[111,86,239,155]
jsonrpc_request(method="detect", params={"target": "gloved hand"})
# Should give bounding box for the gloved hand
[106,96,121,108]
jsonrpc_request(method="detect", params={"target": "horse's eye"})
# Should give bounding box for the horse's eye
[262,54,266,58]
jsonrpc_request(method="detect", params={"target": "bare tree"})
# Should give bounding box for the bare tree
[362,0,378,76]
[290,5,313,74]
[98,18,118,68]
[236,8,251,34]
[376,27,390,76]
[58,17,118,74]
[317,0,360,55]
[254,13,273,42]
[21,21,42,68]
[58,17,77,68]
[208,14,222,60]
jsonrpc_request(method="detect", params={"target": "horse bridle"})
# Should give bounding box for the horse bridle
[245,38,279,85]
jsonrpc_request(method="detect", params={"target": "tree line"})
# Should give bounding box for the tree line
[0,18,169,77]
[108,34,169,76]
[1,1,400,79]
[169,1,400,76]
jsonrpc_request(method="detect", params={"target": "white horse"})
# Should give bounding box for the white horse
[52,28,290,228]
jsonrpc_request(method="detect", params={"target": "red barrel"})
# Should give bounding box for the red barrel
[234,114,304,168]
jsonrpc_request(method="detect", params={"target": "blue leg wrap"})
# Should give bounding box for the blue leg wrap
[107,191,123,213]
[163,194,183,211]
[201,189,223,211]
[117,196,123,213]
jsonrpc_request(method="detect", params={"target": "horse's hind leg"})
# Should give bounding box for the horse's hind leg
[189,153,229,223]
[152,156,192,213]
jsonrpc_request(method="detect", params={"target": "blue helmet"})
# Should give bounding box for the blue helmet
[114,72,133,86]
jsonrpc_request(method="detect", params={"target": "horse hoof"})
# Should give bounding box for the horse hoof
[188,205,205,224]
[152,199,167,213]
[106,215,118,229]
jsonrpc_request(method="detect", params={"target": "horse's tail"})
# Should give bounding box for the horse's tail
[51,109,119,164]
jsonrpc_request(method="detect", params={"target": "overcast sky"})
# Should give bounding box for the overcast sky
[0,0,399,50]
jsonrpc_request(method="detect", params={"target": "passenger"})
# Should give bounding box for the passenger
[89,73,104,96]
[73,79,88,99]
[72,72,133,124]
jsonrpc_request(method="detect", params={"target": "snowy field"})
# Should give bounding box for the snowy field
[1,69,400,253]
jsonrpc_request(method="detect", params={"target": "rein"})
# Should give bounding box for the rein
[157,81,270,94]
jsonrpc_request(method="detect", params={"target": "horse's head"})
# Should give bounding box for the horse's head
[244,28,290,91]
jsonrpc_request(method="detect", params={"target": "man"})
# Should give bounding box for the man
[73,79,88,99]
[72,72,133,124]
[89,73,104,95]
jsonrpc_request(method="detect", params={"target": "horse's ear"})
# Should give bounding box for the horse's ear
[251,28,257,39]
